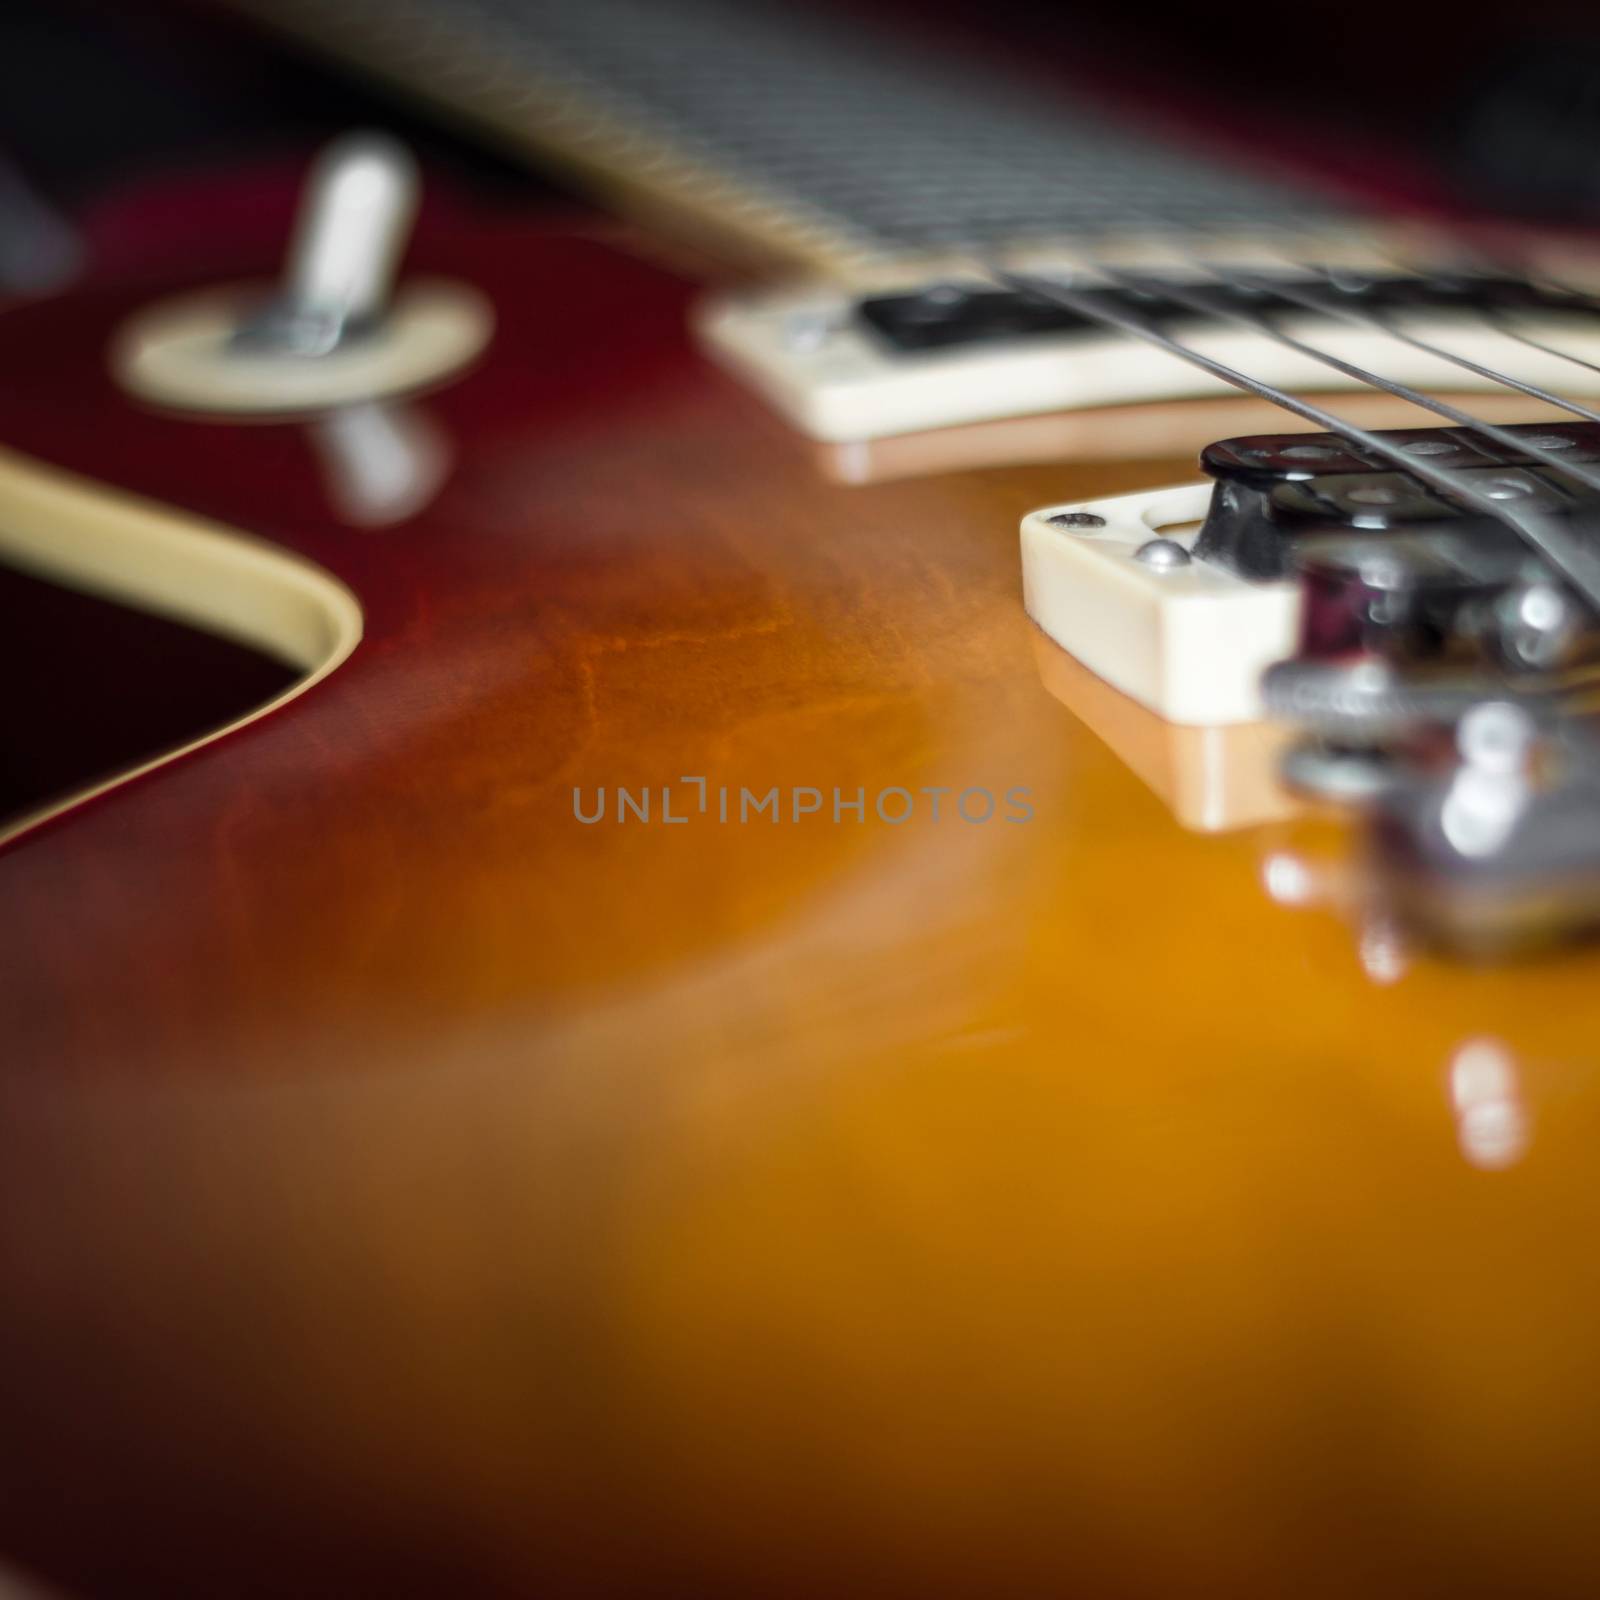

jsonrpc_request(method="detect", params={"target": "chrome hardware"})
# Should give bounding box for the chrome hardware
[1186,420,1600,953]
[1279,738,1402,803]
[1133,537,1191,570]
[233,133,419,358]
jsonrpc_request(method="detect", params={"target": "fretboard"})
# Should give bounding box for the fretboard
[221,0,1346,276]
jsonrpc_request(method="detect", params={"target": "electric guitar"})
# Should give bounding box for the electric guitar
[6,5,1600,1596]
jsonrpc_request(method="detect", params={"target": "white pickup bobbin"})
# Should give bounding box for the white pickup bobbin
[111,134,493,415]
[1021,483,1303,727]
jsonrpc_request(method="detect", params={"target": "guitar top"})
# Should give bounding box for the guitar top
[6,6,1600,1597]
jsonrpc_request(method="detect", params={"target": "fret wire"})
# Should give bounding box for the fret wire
[988,264,1600,614]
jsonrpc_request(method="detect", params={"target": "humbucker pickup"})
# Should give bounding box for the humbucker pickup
[1023,421,1600,953]
[698,273,1600,445]
[1195,421,1600,578]
[1021,422,1600,726]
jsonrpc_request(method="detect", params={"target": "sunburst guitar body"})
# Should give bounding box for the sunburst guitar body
[7,33,1600,1600]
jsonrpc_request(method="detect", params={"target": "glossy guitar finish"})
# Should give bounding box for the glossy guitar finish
[6,204,1600,1597]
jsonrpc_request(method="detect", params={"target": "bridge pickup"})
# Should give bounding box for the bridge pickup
[1021,423,1600,728]
[1193,422,1600,584]
[1200,419,1600,487]
[1191,423,1600,667]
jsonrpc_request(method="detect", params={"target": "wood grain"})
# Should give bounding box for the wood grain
[4,221,1600,1598]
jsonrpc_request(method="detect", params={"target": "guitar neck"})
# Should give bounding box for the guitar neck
[217,0,1349,278]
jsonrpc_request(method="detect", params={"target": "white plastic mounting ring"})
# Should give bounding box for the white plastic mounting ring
[1021,482,1302,726]
[110,278,494,416]
[698,277,1600,443]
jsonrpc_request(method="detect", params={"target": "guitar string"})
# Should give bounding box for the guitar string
[883,149,1600,601]
[966,203,1600,596]
[1100,232,1536,476]
[1484,309,1600,380]
[1226,269,1600,431]
[1322,235,1600,380]
[983,262,1600,612]
[1324,255,1600,388]
[981,260,1524,488]
[1087,264,1600,502]
[1038,222,1600,489]
[1199,224,1600,395]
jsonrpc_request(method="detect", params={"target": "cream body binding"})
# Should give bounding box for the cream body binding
[0,448,362,847]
